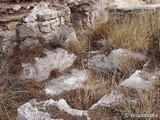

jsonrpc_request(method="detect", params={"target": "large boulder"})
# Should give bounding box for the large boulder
[21,48,77,81]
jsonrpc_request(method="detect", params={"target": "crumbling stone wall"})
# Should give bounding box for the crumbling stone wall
[0,1,75,55]
[0,0,113,56]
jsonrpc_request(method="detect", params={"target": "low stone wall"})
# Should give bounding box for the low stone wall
[0,1,74,55]
[0,0,113,56]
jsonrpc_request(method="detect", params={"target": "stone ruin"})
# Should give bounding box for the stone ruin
[0,0,114,56]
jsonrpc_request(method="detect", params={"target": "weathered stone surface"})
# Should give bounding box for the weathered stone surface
[0,30,16,39]
[120,69,160,90]
[90,90,123,109]
[45,69,88,95]
[39,21,52,33]
[87,90,123,120]
[17,99,88,120]
[41,25,78,46]
[116,4,160,11]
[50,20,60,30]
[17,99,52,120]
[17,23,39,40]
[21,48,77,81]
[2,40,15,55]
[0,29,17,55]
[24,2,57,23]
[88,49,146,72]
[37,10,57,21]
[69,0,113,28]
[19,38,39,50]
[0,14,26,22]
[13,4,21,11]
[59,17,65,25]
[113,0,145,7]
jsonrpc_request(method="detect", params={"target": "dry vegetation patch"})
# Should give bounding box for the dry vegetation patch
[0,3,160,120]
[89,10,160,56]
[9,41,55,74]
[48,70,113,110]
[115,78,160,120]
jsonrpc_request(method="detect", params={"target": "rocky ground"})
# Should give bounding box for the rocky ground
[0,0,160,120]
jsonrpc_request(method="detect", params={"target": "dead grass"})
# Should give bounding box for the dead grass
[115,78,160,120]
[9,41,55,74]
[67,39,88,57]
[67,29,90,70]
[0,64,43,120]
[50,70,113,110]
[0,4,160,120]
[144,0,160,4]
[90,10,160,55]
[118,54,146,77]
[0,56,50,120]
[71,70,112,110]
[107,11,156,53]
[0,38,55,120]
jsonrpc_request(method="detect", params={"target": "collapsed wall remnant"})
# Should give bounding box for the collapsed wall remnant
[0,0,115,55]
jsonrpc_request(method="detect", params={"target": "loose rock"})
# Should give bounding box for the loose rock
[21,48,77,81]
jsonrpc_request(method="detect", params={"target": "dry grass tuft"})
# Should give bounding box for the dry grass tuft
[147,29,160,61]
[107,12,147,53]
[118,54,146,77]
[50,70,113,110]
[9,41,54,74]
[115,78,160,120]
[90,10,160,55]
[0,63,43,120]
[0,56,48,120]
[67,40,88,56]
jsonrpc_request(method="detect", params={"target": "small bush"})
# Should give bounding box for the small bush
[50,33,67,48]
